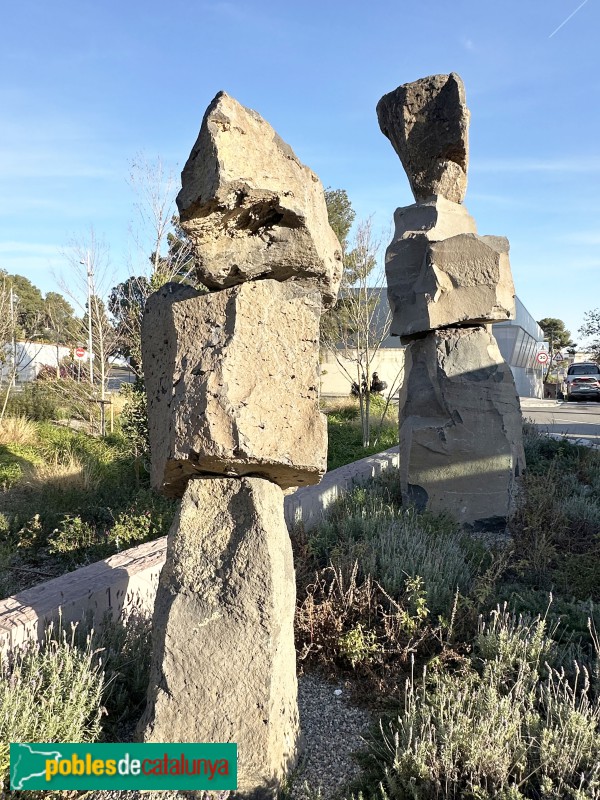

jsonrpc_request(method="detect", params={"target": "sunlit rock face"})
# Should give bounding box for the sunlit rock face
[140,89,344,797]
[398,326,525,529]
[384,197,515,337]
[138,476,299,795]
[142,280,326,498]
[177,91,343,308]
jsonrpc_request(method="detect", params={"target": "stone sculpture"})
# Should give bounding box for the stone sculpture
[177,91,343,308]
[377,73,525,529]
[138,93,341,797]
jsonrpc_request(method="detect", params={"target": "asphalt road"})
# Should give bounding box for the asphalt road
[523,401,600,444]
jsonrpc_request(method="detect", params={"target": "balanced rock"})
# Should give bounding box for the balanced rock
[138,476,299,796]
[142,280,326,498]
[388,230,515,337]
[398,326,525,528]
[176,91,343,308]
[385,196,477,336]
[377,73,470,204]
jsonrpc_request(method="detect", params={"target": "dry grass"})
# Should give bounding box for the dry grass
[22,453,101,494]
[0,416,38,446]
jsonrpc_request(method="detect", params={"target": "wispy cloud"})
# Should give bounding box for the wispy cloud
[472,157,600,173]
[0,243,62,279]
[0,151,116,179]
[461,37,475,51]
[556,231,600,246]
[549,0,590,38]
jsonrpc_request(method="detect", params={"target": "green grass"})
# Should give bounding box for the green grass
[0,420,175,595]
[325,396,398,471]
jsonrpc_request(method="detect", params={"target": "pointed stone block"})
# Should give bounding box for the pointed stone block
[138,476,299,796]
[377,73,470,204]
[398,326,525,528]
[176,91,343,308]
[142,280,326,498]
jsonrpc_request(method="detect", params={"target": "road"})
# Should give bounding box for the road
[523,400,600,445]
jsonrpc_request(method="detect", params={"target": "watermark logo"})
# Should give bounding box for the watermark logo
[10,743,237,791]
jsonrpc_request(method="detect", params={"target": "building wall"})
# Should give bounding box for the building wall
[492,298,546,398]
[1,342,71,383]
[320,348,405,397]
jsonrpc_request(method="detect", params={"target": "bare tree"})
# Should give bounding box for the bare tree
[0,274,18,422]
[112,156,197,377]
[321,219,399,447]
[57,230,119,430]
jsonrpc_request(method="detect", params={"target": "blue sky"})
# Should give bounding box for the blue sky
[1,0,599,345]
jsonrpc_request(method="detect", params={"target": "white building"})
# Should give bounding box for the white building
[1,341,72,383]
[320,291,545,399]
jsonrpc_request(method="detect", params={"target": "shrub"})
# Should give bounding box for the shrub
[4,383,60,421]
[306,481,478,616]
[350,607,600,800]
[0,624,104,793]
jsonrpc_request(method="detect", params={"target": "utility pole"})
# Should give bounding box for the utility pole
[9,286,17,387]
[80,254,94,387]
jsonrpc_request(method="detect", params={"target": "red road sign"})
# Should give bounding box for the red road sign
[75,347,86,360]
[536,351,549,364]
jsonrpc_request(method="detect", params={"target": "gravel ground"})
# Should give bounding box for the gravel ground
[81,672,371,800]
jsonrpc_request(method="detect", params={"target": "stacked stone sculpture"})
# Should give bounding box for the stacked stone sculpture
[138,92,342,797]
[377,73,525,529]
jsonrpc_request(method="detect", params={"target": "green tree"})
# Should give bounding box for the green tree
[4,274,45,338]
[537,317,575,380]
[579,309,600,363]
[108,275,151,373]
[324,187,355,254]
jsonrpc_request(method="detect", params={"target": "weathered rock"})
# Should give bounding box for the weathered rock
[176,91,343,308]
[385,196,477,335]
[138,476,299,797]
[398,326,525,528]
[377,73,470,204]
[142,280,326,498]
[387,225,515,337]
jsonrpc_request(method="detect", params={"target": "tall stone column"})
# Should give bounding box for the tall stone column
[137,92,342,796]
[377,74,525,529]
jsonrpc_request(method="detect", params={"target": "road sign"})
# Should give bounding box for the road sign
[554,351,564,362]
[74,347,87,360]
[536,351,549,365]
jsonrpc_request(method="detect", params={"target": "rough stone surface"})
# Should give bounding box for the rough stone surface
[176,91,343,307]
[377,73,470,204]
[387,226,515,337]
[138,476,299,797]
[398,326,525,528]
[142,280,326,498]
[385,196,477,336]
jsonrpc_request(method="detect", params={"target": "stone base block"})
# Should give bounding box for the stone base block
[398,326,525,528]
[142,280,326,498]
[138,477,299,797]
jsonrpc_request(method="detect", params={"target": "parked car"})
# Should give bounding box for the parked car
[561,362,600,402]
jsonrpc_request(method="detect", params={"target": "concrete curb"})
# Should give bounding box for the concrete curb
[0,447,399,654]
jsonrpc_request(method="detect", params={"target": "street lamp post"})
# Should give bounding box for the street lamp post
[79,254,94,387]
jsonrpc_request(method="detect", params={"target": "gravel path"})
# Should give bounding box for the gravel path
[82,672,371,800]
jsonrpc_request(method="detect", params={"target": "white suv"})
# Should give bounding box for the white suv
[561,362,600,402]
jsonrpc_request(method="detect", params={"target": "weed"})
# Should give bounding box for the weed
[0,416,38,447]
